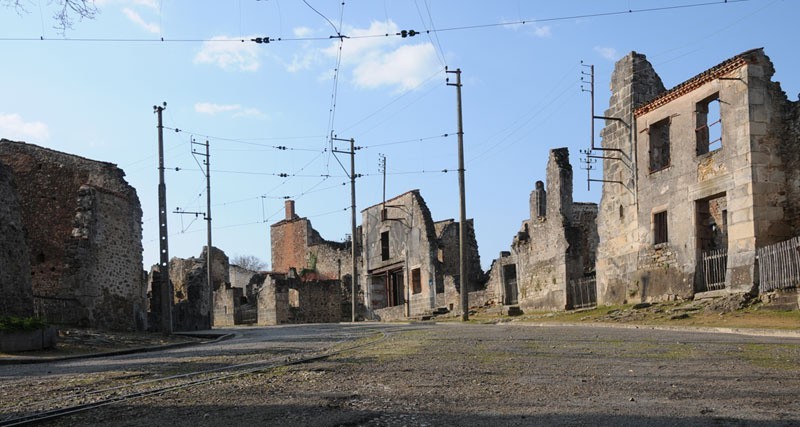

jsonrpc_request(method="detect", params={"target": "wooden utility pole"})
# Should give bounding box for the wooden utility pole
[154,102,172,334]
[447,68,469,321]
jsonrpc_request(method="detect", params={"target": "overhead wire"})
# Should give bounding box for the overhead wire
[0,1,752,44]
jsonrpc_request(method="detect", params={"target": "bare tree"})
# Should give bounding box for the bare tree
[231,255,267,272]
[4,0,98,33]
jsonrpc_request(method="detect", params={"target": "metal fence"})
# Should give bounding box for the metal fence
[568,275,597,310]
[758,236,800,293]
[699,247,728,292]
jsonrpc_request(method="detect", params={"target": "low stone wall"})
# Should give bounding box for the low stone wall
[0,326,57,352]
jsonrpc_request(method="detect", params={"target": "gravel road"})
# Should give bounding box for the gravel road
[2,323,799,426]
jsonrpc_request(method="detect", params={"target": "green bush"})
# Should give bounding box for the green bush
[0,316,48,332]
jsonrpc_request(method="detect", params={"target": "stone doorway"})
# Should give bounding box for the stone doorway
[503,264,518,305]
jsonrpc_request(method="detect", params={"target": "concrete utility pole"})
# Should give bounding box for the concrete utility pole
[198,139,213,325]
[154,102,172,334]
[333,136,359,322]
[446,68,469,321]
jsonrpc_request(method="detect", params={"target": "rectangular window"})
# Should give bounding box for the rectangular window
[411,268,421,294]
[649,118,671,172]
[696,94,722,155]
[380,231,390,261]
[654,211,668,245]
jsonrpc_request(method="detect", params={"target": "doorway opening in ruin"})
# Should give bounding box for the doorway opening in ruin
[696,194,728,292]
[387,269,405,307]
[502,264,518,305]
[369,267,405,309]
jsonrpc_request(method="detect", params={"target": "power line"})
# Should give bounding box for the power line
[0,0,753,44]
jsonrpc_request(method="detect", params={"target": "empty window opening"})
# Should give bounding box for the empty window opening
[619,204,624,220]
[648,118,671,172]
[380,231,390,261]
[411,268,422,294]
[654,211,668,245]
[289,289,300,308]
[533,180,546,218]
[696,94,722,155]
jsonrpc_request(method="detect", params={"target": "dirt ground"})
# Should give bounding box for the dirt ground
[33,322,800,427]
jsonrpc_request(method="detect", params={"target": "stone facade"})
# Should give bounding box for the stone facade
[151,246,237,331]
[255,273,341,325]
[361,190,484,320]
[0,140,145,331]
[486,148,598,311]
[596,49,800,304]
[0,161,33,317]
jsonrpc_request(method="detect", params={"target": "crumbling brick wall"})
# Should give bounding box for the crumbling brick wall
[0,140,144,330]
[0,161,33,317]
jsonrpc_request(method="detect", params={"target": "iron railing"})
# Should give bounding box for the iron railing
[699,247,728,292]
[568,275,597,309]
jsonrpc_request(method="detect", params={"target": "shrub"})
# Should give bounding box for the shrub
[0,316,48,332]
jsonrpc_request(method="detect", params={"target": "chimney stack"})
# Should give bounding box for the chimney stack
[285,199,296,220]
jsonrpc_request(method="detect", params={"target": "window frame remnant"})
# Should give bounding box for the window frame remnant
[380,231,390,261]
[648,118,671,173]
[696,93,722,155]
[653,210,669,245]
[411,268,421,294]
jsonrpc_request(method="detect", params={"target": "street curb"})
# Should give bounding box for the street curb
[498,320,800,339]
[0,333,235,365]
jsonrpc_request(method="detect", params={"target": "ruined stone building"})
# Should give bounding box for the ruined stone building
[0,139,146,330]
[361,190,484,320]
[253,272,342,325]
[596,48,800,304]
[486,148,598,311]
[0,161,33,318]
[271,200,354,283]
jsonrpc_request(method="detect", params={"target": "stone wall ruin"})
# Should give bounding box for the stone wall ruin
[0,139,145,330]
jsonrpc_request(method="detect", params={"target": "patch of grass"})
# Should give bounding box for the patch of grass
[737,343,800,371]
[0,316,48,332]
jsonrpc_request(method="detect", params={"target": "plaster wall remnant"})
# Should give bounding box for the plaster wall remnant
[596,48,800,305]
[0,161,33,317]
[486,148,598,311]
[0,139,145,331]
[361,190,485,320]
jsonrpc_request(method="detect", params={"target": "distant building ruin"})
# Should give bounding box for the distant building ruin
[486,148,598,311]
[0,139,145,330]
[360,190,485,320]
[596,48,800,304]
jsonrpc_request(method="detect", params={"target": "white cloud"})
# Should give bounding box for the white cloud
[594,46,619,61]
[534,25,552,38]
[318,20,440,91]
[194,36,261,72]
[195,103,241,115]
[233,108,268,120]
[351,43,439,92]
[194,103,266,120]
[0,113,50,142]
[122,8,160,33]
[293,26,313,38]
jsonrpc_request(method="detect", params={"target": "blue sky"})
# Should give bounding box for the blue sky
[1,0,798,270]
